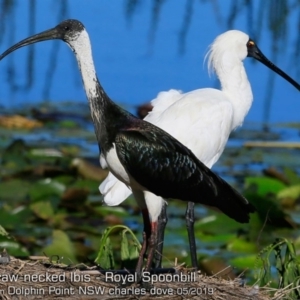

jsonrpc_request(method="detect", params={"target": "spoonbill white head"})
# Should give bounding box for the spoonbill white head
[207,30,300,91]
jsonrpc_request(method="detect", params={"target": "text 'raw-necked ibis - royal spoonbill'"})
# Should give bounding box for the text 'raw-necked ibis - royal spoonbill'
[0,20,256,279]
[100,30,300,269]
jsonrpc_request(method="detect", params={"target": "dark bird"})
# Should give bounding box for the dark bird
[0,20,256,279]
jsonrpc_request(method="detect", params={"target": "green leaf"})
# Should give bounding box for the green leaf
[0,206,33,228]
[0,238,29,256]
[278,185,300,201]
[54,175,76,185]
[195,214,248,234]
[1,139,31,170]
[197,232,236,244]
[120,230,130,261]
[129,242,140,260]
[245,177,286,197]
[70,179,99,194]
[0,225,9,237]
[95,225,140,268]
[30,200,54,220]
[93,206,128,217]
[0,180,31,202]
[283,168,300,185]
[43,230,76,264]
[29,179,65,202]
[95,237,115,269]
[230,254,261,269]
[227,238,257,253]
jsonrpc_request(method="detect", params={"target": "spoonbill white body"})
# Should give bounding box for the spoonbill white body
[100,30,300,268]
[0,21,256,279]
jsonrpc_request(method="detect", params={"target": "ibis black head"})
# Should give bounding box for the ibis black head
[0,19,85,61]
[246,39,300,91]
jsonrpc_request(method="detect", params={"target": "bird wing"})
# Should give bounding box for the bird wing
[115,128,212,193]
[115,127,255,223]
[116,128,224,200]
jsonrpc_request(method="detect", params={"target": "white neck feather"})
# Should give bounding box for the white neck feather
[67,29,102,121]
[208,51,253,130]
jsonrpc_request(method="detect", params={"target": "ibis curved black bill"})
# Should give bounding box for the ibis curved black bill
[0,27,62,61]
[247,40,300,91]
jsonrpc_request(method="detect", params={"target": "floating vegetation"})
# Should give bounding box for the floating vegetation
[0,105,300,292]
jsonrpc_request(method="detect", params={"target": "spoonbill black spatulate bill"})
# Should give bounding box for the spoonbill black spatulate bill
[0,20,256,279]
[100,30,300,269]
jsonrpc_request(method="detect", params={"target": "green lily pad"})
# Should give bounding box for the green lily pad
[0,238,29,256]
[245,177,286,197]
[278,184,300,201]
[43,230,76,264]
[30,200,54,220]
[0,225,9,237]
[0,206,33,228]
[197,232,236,244]
[29,178,65,204]
[227,238,257,253]
[230,254,261,269]
[195,213,249,234]
[70,179,100,194]
[0,179,31,202]
[93,206,128,217]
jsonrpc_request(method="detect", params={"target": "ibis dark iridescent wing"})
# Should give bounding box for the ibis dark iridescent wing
[116,128,255,223]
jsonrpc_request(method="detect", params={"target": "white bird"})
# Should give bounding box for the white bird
[100,30,300,268]
[0,21,256,280]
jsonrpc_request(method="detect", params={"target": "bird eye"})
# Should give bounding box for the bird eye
[247,40,255,47]
[63,26,70,31]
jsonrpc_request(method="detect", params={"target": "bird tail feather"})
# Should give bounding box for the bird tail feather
[99,172,132,206]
